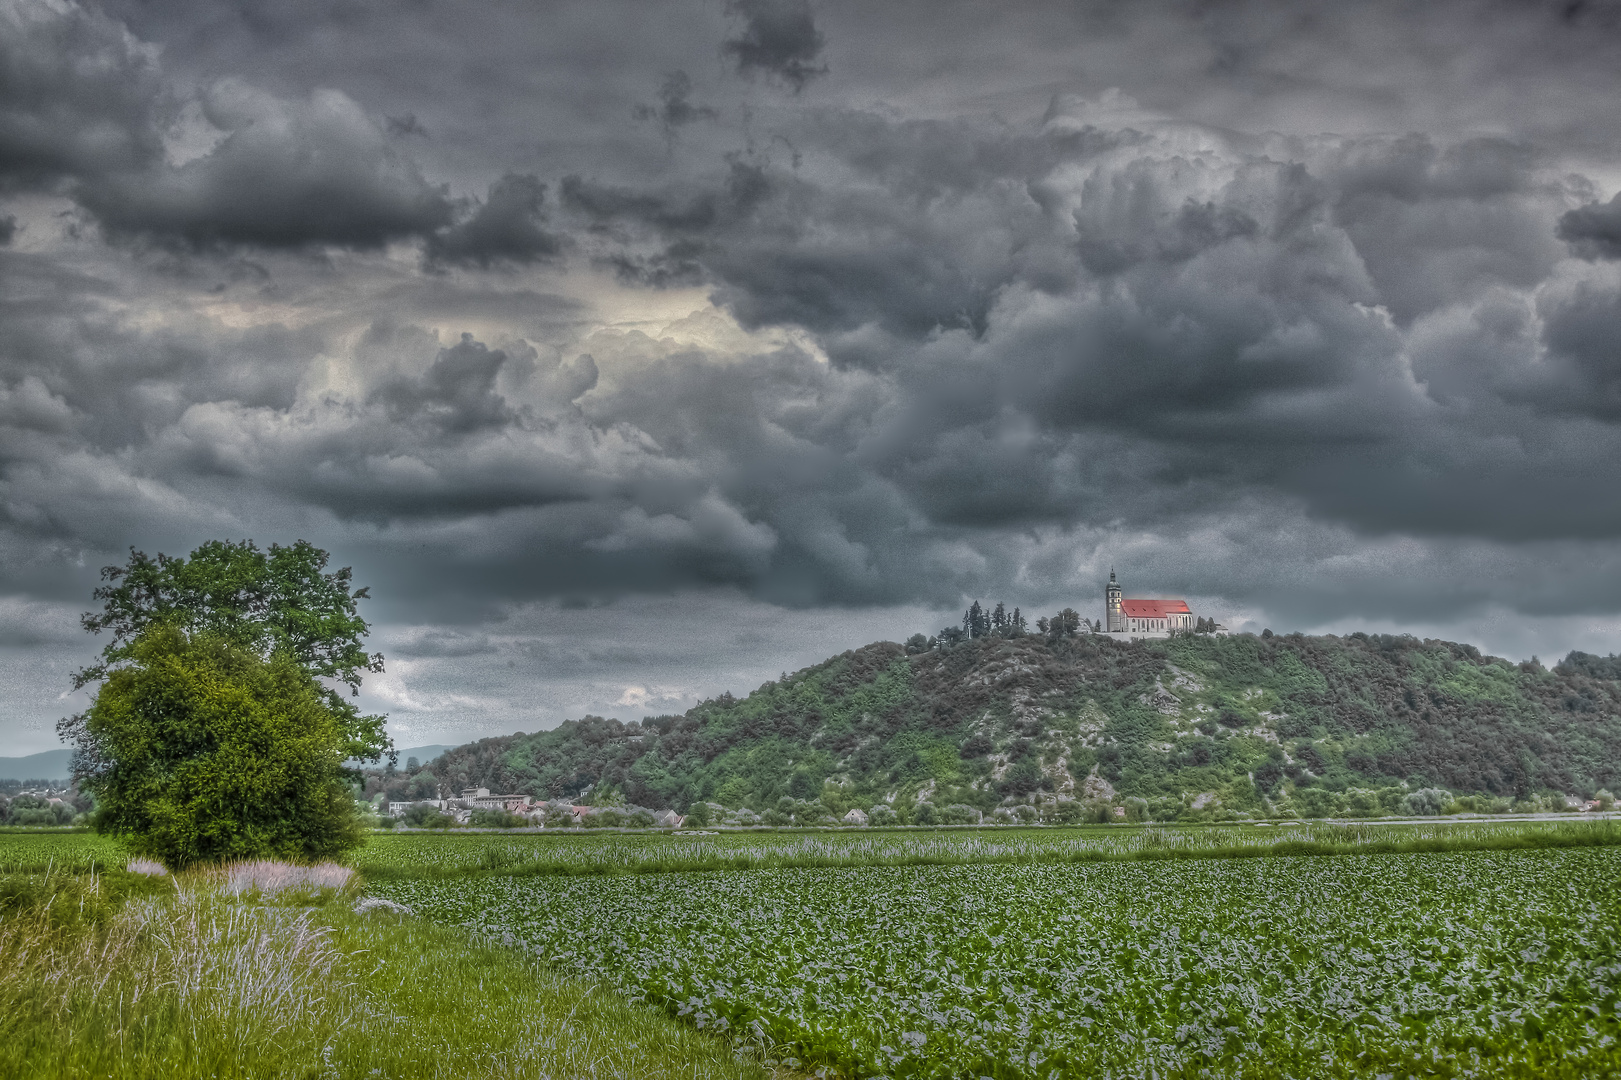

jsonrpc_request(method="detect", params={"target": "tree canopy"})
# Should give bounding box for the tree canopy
[66,626,365,868]
[73,539,389,764]
[76,539,382,691]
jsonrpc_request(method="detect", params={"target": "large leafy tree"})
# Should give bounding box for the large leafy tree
[71,539,390,765]
[70,627,365,867]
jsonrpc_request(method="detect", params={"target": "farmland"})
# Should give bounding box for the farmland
[372,847,1621,1078]
[350,817,1620,878]
[0,828,127,873]
[7,825,1619,1077]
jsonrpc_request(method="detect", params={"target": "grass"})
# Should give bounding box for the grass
[350,816,1621,879]
[0,859,794,1080]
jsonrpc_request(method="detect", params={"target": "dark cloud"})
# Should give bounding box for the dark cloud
[0,0,166,187]
[0,216,15,245]
[1558,191,1621,260]
[633,71,719,139]
[1535,281,1621,420]
[722,0,827,91]
[11,0,1621,753]
[385,113,429,138]
[77,82,453,250]
[425,174,564,268]
[372,332,516,433]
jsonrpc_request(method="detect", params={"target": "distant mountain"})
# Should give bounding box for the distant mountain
[394,744,453,765]
[0,748,72,784]
[371,633,1621,818]
[0,742,456,789]
[346,744,453,770]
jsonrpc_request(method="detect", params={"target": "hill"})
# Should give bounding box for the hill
[365,632,1621,821]
[0,749,72,785]
[345,744,453,770]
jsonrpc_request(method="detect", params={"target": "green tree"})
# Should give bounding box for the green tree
[963,601,988,639]
[72,539,390,766]
[66,627,366,868]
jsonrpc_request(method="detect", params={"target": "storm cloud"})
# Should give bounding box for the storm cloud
[4,0,1621,752]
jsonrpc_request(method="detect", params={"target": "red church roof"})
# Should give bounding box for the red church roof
[1120,598,1191,618]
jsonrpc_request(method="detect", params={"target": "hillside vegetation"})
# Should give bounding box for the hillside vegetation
[373,633,1621,821]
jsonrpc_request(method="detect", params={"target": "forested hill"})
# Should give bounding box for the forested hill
[373,633,1621,820]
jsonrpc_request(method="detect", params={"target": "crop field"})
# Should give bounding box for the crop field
[371,847,1621,1079]
[351,817,1621,878]
[0,828,126,873]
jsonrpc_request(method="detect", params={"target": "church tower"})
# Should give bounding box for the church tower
[1105,569,1123,632]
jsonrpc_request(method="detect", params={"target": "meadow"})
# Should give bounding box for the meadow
[0,837,789,1080]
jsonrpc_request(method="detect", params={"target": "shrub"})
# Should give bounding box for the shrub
[402,803,454,829]
[998,760,1042,797]
[1402,788,1450,816]
[1049,800,1084,824]
[1296,787,1341,819]
[939,804,981,825]
[867,804,898,826]
[469,809,530,829]
[960,733,993,758]
[1343,789,1383,817]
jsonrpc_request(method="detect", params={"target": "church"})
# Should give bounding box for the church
[1105,570,1194,633]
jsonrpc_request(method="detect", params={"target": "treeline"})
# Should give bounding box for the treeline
[0,791,91,826]
[902,601,1220,653]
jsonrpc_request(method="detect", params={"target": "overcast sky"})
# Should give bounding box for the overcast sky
[5,0,1621,755]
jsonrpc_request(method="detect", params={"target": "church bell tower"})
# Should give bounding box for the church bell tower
[1105,569,1123,632]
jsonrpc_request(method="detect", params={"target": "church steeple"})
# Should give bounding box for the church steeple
[1105,568,1123,632]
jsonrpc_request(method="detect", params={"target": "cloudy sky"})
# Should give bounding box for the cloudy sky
[6,0,1621,755]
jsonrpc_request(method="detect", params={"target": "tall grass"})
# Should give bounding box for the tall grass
[0,862,791,1080]
[353,817,1621,879]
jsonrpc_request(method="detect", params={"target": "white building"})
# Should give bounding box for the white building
[1105,570,1195,633]
[459,787,533,812]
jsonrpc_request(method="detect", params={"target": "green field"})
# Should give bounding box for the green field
[0,828,128,873]
[373,847,1621,1078]
[7,825,1621,1077]
[350,817,1621,878]
[6,819,1617,883]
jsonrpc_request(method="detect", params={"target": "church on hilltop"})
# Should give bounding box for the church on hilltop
[1105,570,1194,633]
